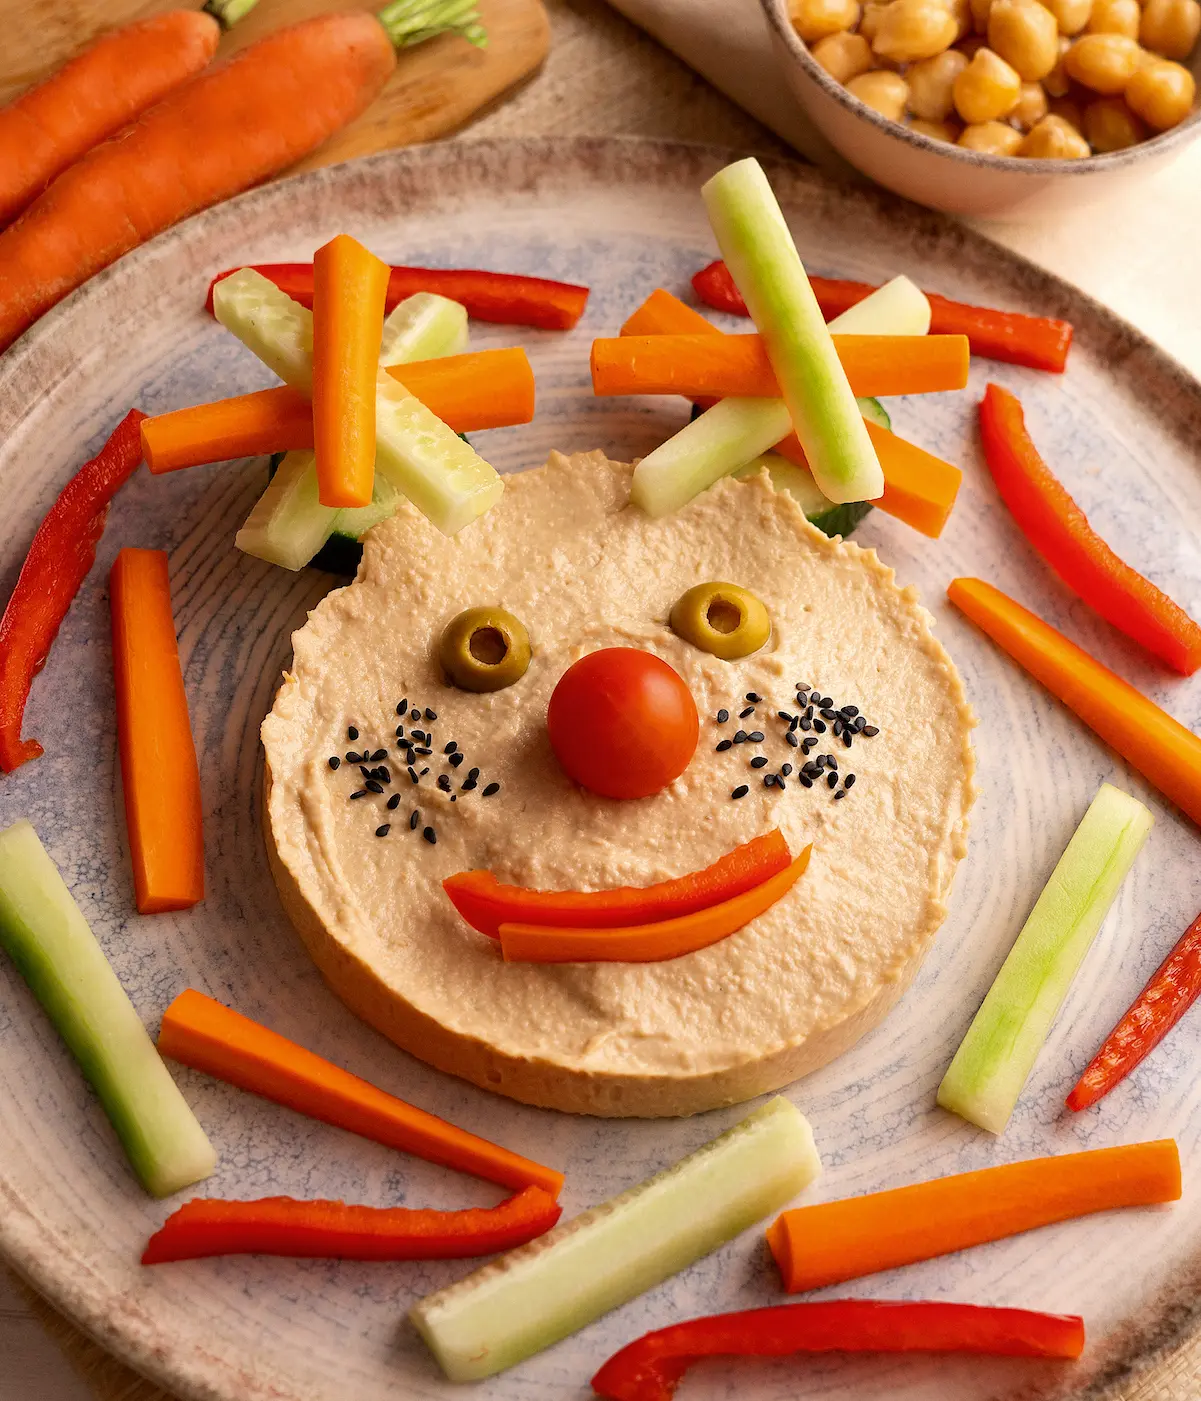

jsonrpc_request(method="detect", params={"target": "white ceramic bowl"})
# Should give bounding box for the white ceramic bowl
[762,0,1201,216]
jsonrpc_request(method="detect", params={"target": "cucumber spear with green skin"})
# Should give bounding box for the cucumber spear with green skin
[0,821,216,1197]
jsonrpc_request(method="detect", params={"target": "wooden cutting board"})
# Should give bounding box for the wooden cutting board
[0,0,550,167]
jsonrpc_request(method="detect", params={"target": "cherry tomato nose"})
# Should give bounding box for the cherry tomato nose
[547,647,699,800]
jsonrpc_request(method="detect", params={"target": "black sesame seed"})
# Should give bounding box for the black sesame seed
[425,708,437,722]
[803,761,821,777]
[821,696,833,708]
[395,726,406,739]
[832,719,844,738]
[803,737,819,752]
[862,725,880,738]
[451,796,457,803]
[842,731,854,749]
[359,766,373,779]
[410,810,420,830]
[776,777,787,790]
[444,742,458,755]
[786,732,799,748]
[716,739,733,752]
[717,708,730,724]
[371,748,388,762]
[844,774,857,789]
[396,700,408,716]
[467,767,480,781]
[782,763,793,776]
[408,766,419,784]
[813,720,827,733]
[750,756,768,769]
[821,709,836,722]
[789,716,800,731]
[410,708,420,722]
[366,780,384,794]
[733,730,748,744]
[346,751,363,764]
[437,774,452,792]
[328,756,340,770]
[387,793,401,810]
[420,767,430,776]
[746,691,762,702]
[799,774,814,788]
[731,784,749,799]
[798,716,811,732]
[375,824,391,837]
[853,716,867,733]
[826,755,838,770]
[748,731,765,743]
[778,710,793,723]
[483,782,500,797]
[414,747,432,757]
[739,706,755,719]
[461,778,478,791]
[763,774,777,789]
[833,789,846,800]
[449,753,464,768]
[796,683,810,694]
[842,705,859,717]
[827,771,838,789]
[350,789,368,800]
[423,827,437,845]
[348,725,359,741]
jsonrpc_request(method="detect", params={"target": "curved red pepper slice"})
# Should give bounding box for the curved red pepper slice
[206,263,590,331]
[0,409,146,773]
[444,829,791,937]
[979,382,1201,675]
[592,1300,1085,1401]
[142,1184,561,1264]
[691,260,1074,374]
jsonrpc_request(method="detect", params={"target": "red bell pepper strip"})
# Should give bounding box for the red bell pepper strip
[0,409,146,773]
[1068,909,1201,1112]
[206,263,590,330]
[592,1300,1085,1401]
[979,383,1201,676]
[691,260,1074,374]
[142,1184,561,1263]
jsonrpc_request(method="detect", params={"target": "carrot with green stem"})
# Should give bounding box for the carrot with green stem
[0,1,486,353]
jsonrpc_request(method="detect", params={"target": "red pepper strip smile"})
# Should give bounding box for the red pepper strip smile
[591,1300,1086,1401]
[445,830,791,937]
[498,846,811,964]
[142,1185,561,1264]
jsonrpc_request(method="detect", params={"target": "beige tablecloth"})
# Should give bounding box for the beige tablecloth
[8,1,1201,1396]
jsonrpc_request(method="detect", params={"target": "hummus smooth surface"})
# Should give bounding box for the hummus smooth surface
[263,452,976,1116]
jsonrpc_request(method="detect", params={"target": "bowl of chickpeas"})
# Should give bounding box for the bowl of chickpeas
[762,0,1200,214]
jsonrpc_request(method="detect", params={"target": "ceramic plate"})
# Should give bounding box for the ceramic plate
[2,138,1200,1401]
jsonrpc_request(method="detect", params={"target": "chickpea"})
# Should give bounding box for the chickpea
[1083,94,1149,143]
[1019,111,1094,149]
[1139,0,1201,58]
[791,0,862,40]
[907,48,972,116]
[1008,79,1053,123]
[860,2,889,40]
[1063,32,1144,91]
[1043,35,1075,92]
[872,0,961,59]
[1126,55,1197,125]
[1087,0,1141,37]
[812,30,875,80]
[959,116,1028,146]
[1048,93,1087,125]
[1044,0,1092,34]
[989,0,1061,77]
[940,0,976,36]
[847,69,912,119]
[909,115,965,137]
[953,45,1024,118]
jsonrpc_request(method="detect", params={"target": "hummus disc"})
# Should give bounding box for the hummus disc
[263,453,976,1117]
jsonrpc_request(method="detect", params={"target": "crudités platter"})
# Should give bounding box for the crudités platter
[2,135,1201,1401]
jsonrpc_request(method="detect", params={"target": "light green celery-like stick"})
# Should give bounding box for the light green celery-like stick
[0,821,216,1197]
[938,783,1154,1134]
[702,158,884,505]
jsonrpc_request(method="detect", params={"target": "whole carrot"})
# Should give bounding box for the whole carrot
[0,7,243,228]
[0,1,484,355]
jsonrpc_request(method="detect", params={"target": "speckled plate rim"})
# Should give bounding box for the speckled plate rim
[760,0,1201,176]
[2,135,1201,1401]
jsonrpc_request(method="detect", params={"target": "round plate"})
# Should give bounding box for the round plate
[2,137,1200,1401]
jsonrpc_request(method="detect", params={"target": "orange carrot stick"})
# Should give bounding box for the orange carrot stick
[500,847,811,964]
[767,1139,1180,1293]
[142,387,312,474]
[158,989,563,1197]
[387,348,537,430]
[0,10,222,228]
[0,13,398,353]
[142,350,536,474]
[620,290,962,540]
[591,333,970,400]
[949,577,1201,829]
[311,234,389,508]
[109,548,203,914]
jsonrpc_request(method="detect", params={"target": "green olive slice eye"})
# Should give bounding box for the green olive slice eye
[670,582,771,660]
[439,607,532,692]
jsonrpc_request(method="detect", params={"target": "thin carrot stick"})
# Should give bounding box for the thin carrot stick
[591,334,970,401]
[619,290,962,540]
[767,1139,1180,1293]
[142,350,535,474]
[949,577,1201,829]
[500,848,811,964]
[0,10,222,228]
[311,235,389,508]
[109,548,203,914]
[158,989,564,1197]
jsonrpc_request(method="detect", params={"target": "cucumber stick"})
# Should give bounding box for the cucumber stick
[938,783,1154,1135]
[379,291,468,365]
[0,821,216,1197]
[212,269,314,393]
[736,453,874,539]
[829,274,931,337]
[410,1096,821,1381]
[702,158,884,505]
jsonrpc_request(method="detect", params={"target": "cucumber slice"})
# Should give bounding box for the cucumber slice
[828,275,931,337]
[0,821,217,1198]
[702,159,883,505]
[211,269,314,393]
[938,783,1154,1135]
[374,368,503,535]
[379,292,469,366]
[236,450,336,571]
[856,395,891,431]
[735,454,874,539]
[410,1096,821,1381]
